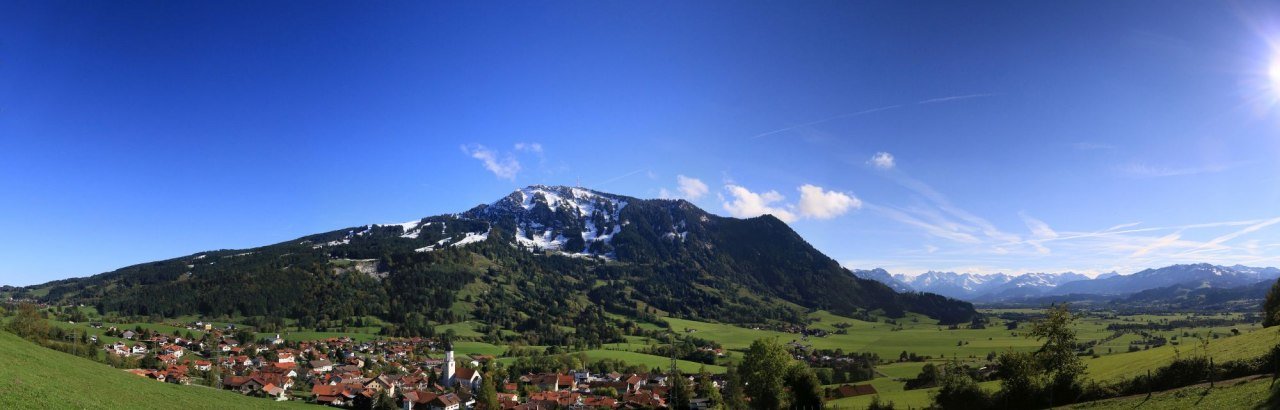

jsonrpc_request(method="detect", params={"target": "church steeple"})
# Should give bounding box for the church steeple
[443,340,456,385]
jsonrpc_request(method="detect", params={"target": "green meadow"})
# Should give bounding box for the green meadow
[1070,375,1276,410]
[0,331,310,409]
[15,302,1279,409]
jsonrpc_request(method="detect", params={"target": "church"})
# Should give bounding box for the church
[441,341,482,390]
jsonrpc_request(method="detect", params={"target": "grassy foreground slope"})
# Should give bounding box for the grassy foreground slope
[1070,375,1275,410]
[1086,327,1280,381]
[0,331,309,409]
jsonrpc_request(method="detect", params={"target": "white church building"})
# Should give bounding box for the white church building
[442,341,482,390]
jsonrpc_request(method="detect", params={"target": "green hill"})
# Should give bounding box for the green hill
[1070,375,1275,410]
[1086,327,1280,381]
[0,331,309,409]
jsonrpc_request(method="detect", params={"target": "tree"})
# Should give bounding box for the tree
[867,396,896,410]
[1264,278,1280,327]
[669,372,692,410]
[6,304,49,341]
[593,386,619,398]
[694,365,723,409]
[740,338,789,409]
[933,364,990,410]
[1028,304,1084,401]
[722,362,748,410]
[904,363,942,390]
[374,389,397,410]
[995,351,1040,408]
[476,373,499,410]
[784,362,823,409]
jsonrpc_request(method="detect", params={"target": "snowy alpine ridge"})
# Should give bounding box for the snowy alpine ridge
[463,185,630,257]
[330,185,698,259]
[853,263,1280,302]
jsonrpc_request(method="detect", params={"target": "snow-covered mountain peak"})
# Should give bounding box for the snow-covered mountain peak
[463,185,633,257]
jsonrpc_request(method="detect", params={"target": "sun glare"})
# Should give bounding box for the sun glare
[1270,55,1280,96]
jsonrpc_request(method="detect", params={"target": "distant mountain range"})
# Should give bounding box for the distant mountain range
[852,263,1280,306]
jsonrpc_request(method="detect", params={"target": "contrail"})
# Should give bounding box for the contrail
[749,104,904,139]
[594,168,648,187]
[917,93,999,104]
[750,93,998,140]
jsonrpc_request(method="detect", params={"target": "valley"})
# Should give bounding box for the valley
[5,296,1278,409]
[4,186,1280,409]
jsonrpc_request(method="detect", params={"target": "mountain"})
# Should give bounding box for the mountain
[891,271,1012,300]
[860,264,1280,304]
[851,268,913,292]
[1052,263,1280,296]
[11,185,978,340]
[1116,279,1274,311]
[972,272,1091,301]
[876,270,1091,301]
[1096,271,1120,280]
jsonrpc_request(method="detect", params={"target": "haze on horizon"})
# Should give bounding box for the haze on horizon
[3,1,1280,286]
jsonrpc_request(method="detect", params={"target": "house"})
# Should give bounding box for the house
[624,374,646,392]
[402,391,462,410]
[829,383,878,399]
[262,383,289,401]
[278,352,295,363]
[366,373,397,396]
[427,393,461,410]
[163,345,185,358]
[530,373,574,392]
[496,393,520,407]
[583,396,618,408]
[254,371,295,391]
[224,376,265,395]
[131,343,148,355]
[528,391,581,408]
[313,384,354,406]
[106,341,129,355]
[194,360,213,371]
[622,391,666,408]
[402,391,431,410]
[121,330,136,340]
[310,359,334,373]
[164,365,190,385]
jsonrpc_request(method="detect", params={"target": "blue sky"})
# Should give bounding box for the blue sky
[3,1,1280,286]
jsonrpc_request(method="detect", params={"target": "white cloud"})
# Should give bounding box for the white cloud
[514,142,543,153]
[796,184,860,219]
[719,183,861,223]
[1119,161,1245,178]
[1187,217,1280,254]
[461,144,521,180]
[1131,232,1182,257]
[676,175,709,199]
[868,152,895,169]
[867,203,982,244]
[721,185,797,222]
[1021,213,1058,239]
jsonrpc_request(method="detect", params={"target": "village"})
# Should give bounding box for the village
[99,321,737,409]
